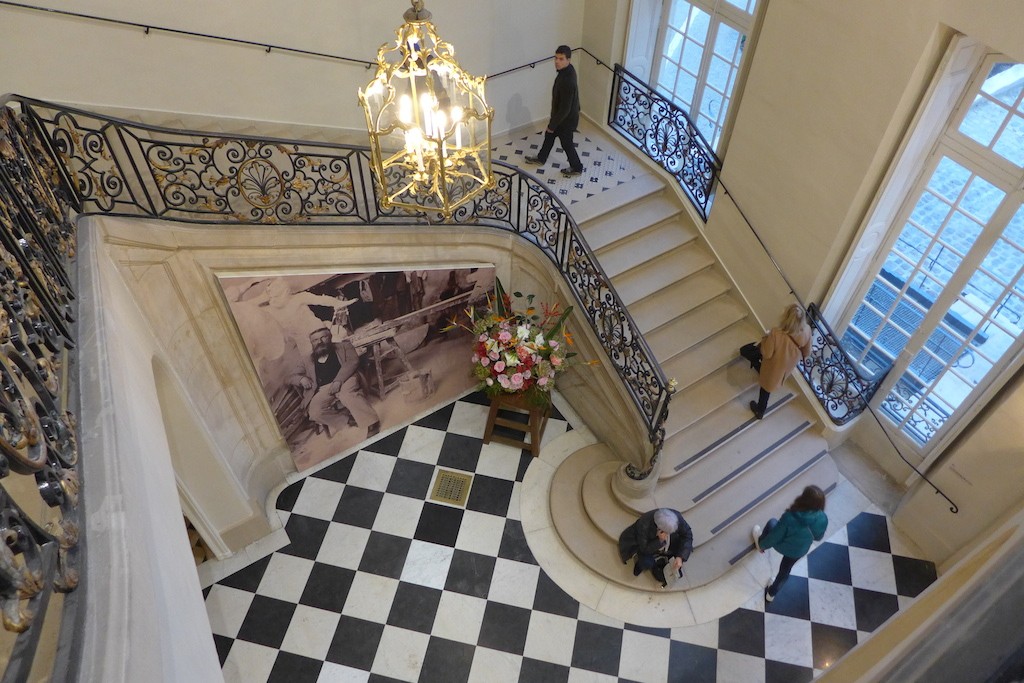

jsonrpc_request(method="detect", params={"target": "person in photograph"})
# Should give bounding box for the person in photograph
[290,327,380,439]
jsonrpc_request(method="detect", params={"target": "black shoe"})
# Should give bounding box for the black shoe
[524,155,543,165]
[632,562,642,576]
[561,168,582,177]
[749,401,764,420]
[366,421,381,438]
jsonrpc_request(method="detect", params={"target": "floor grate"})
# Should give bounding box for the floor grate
[429,469,473,507]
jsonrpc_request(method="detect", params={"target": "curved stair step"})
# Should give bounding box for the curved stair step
[659,320,761,388]
[581,461,637,541]
[664,362,754,434]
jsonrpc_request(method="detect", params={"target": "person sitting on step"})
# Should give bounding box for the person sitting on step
[617,508,693,586]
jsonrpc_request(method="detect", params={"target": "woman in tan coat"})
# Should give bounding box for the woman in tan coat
[746,304,812,419]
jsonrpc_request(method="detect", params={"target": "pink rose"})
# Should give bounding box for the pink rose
[480,356,490,366]
[551,356,562,367]
[498,330,512,343]
[478,334,488,342]
[510,372,524,389]
[538,376,548,386]
[494,361,506,373]
[489,351,500,361]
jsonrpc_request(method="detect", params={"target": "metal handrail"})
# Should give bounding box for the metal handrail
[607,64,720,220]
[6,95,673,462]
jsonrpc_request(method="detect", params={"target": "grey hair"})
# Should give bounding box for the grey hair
[653,508,678,534]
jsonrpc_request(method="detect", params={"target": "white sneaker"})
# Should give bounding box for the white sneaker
[752,524,762,551]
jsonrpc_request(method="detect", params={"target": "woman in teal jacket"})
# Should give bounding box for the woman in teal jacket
[752,485,828,604]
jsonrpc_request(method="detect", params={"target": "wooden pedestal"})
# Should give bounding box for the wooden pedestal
[482,393,550,458]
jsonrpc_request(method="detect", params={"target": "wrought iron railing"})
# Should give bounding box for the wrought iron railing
[608,64,721,220]
[0,102,82,680]
[12,96,673,464]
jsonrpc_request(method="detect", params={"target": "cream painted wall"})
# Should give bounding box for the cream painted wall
[0,0,584,135]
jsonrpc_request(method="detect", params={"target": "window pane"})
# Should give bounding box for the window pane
[681,39,704,75]
[928,158,970,202]
[664,31,684,63]
[658,62,679,93]
[909,191,951,232]
[675,71,697,106]
[960,175,1005,222]
[668,0,693,30]
[939,212,983,255]
[714,25,740,60]
[992,113,1024,167]
[959,96,1005,147]
[707,56,730,91]
[895,224,931,262]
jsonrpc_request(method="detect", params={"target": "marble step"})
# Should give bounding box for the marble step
[548,445,647,590]
[596,219,699,279]
[582,194,682,252]
[668,432,832,547]
[661,391,802,476]
[611,244,716,304]
[628,270,733,334]
[646,296,749,364]
[569,169,663,225]
[664,362,757,435]
[674,455,840,588]
[659,320,762,392]
[657,403,817,510]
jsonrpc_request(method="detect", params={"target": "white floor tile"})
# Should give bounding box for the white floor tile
[316,522,370,570]
[522,611,578,666]
[256,553,316,603]
[291,477,346,521]
[848,546,898,595]
[345,450,397,491]
[397,425,447,464]
[371,493,424,538]
[808,578,858,631]
[618,629,671,682]
[455,510,507,556]
[221,640,278,683]
[716,649,767,683]
[279,604,341,660]
[316,661,371,682]
[468,646,523,683]
[486,557,540,608]
[371,625,430,681]
[431,591,488,644]
[205,585,255,639]
[341,572,400,622]
[400,539,454,590]
[763,613,814,668]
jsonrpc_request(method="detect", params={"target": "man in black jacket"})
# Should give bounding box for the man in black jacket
[525,45,584,177]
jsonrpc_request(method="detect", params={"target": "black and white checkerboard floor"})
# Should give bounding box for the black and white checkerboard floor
[204,392,937,682]
[492,124,639,206]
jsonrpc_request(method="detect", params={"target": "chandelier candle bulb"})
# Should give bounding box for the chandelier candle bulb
[358,0,494,217]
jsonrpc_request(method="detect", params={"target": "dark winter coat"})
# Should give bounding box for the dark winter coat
[617,509,693,563]
[547,64,580,133]
[759,509,828,559]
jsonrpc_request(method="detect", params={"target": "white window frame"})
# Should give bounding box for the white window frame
[825,36,1024,471]
[650,0,759,151]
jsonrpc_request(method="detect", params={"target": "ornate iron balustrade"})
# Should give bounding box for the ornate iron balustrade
[0,102,82,681]
[608,64,721,220]
[13,96,672,463]
[799,303,884,425]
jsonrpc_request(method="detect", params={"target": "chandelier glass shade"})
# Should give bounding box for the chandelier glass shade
[359,2,494,218]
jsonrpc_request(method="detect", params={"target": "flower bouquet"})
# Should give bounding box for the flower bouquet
[447,279,576,407]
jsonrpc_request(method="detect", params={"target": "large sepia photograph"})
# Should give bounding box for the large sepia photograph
[220,266,495,471]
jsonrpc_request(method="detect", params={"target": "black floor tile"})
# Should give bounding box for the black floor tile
[212,633,232,666]
[334,485,384,528]
[268,651,322,683]
[413,403,455,430]
[806,542,852,585]
[853,587,900,632]
[386,582,442,633]
[892,554,938,597]
[718,608,765,658]
[518,658,569,683]
[516,453,535,482]
[667,641,717,683]
[845,512,891,553]
[299,562,355,613]
[571,621,622,675]
[235,595,296,649]
[364,427,406,456]
[219,553,272,593]
[498,519,535,564]
[532,571,579,619]
[386,458,435,499]
[437,433,482,472]
[414,502,464,547]
[358,531,412,579]
[326,615,384,670]
[466,474,515,516]
[765,575,811,620]
[624,622,672,638]
[477,601,531,654]
[312,453,356,483]
[461,391,492,407]
[810,621,859,669]
[276,480,304,512]
[765,659,814,683]
[420,637,475,683]
[445,549,496,598]
[279,514,331,561]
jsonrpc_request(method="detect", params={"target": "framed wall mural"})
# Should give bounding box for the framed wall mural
[220,266,495,470]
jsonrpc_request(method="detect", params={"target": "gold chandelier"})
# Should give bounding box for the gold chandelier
[359,1,494,218]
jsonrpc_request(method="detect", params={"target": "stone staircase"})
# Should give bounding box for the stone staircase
[551,163,839,591]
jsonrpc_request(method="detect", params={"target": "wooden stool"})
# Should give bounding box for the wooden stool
[482,393,550,458]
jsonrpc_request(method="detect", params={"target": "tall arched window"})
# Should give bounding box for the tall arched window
[838,47,1024,460]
